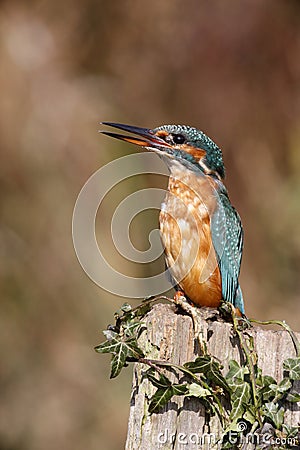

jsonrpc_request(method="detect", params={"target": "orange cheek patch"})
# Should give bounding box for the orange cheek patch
[180,144,206,161]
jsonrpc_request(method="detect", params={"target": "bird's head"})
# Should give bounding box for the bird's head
[101,122,225,180]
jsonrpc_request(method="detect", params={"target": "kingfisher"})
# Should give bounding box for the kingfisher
[101,122,245,315]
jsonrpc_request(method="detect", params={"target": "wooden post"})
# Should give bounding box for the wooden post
[125,303,300,450]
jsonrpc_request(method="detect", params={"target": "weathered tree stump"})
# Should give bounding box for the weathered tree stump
[125,303,300,450]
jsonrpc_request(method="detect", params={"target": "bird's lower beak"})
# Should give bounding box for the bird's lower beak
[100,122,169,148]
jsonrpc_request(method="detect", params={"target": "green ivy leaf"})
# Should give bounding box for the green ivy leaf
[259,375,278,402]
[120,302,132,313]
[147,372,171,389]
[262,402,284,429]
[243,404,257,425]
[232,380,251,403]
[282,424,299,438]
[262,375,277,387]
[184,355,214,372]
[277,378,292,394]
[207,367,230,393]
[184,356,220,373]
[226,360,249,384]
[184,356,230,393]
[283,357,300,380]
[223,418,243,434]
[124,338,144,359]
[261,383,278,402]
[95,337,144,378]
[188,383,211,398]
[172,384,189,396]
[230,381,251,422]
[111,339,144,378]
[95,338,122,354]
[111,350,127,378]
[230,398,244,422]
[148,387,174,413]
[149,380,188,414]
[122,321,143,337]
[286,391,300,403]
[102,329,119,340]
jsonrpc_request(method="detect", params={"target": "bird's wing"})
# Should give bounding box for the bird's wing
[211,187,244,309]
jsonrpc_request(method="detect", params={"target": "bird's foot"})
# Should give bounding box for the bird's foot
[173,292,207,354]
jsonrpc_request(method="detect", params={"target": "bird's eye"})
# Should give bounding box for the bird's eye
[172,134,186,145]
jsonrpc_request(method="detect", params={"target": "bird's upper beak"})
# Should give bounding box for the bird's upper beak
[100,122,170,149]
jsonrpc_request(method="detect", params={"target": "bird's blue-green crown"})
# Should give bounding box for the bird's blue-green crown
[154,124,225,179]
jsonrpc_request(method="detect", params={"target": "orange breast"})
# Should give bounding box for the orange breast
[159,172,222,308]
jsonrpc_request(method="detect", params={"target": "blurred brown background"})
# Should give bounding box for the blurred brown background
[1,1,300,449]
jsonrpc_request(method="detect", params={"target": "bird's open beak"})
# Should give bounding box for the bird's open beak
[100,122,170,148]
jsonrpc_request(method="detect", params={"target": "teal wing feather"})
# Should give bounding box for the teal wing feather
[211,185,245,314]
